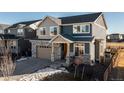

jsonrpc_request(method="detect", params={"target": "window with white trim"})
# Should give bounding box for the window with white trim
[73,24,90,33]
[75,43,84,56]
[39,27,46,35]
[50,26,58,36]
[17,29,24,36]
[85,43,90,54]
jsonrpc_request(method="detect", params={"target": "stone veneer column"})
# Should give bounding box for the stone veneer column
[31,41,37,58]
[51,43,55,62]
[66,43,70,65]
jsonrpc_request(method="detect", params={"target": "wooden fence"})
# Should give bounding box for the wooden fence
[103,49,121,80]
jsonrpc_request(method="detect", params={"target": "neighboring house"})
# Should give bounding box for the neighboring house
[0,34,31,57]
[0,34,20,54]
[5,20,42,56]
[107,33,123,42]
[30,12,107,64]
[0,24,10,34]
[6,20,41,39]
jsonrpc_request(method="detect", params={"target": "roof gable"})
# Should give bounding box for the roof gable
[95,14,107,29]
[38,16,61,27]
[7,19,40,29]
[50,34,73,43]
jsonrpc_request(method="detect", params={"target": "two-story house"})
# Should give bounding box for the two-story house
[0,34,20,54]
[30,12,107,64]
[5,20,41,56]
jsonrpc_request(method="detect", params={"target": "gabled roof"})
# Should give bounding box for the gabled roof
[0,24,10,30]
[59,12,102,24]
[0,34,20,40]
[37,16,61,26]
[50,34,73,43]
[7,19,41,29]
[7,12,102,29]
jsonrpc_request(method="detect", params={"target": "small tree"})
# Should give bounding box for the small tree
[0,43,16,80]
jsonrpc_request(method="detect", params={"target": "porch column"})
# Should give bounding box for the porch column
[51,43,55,62]
[73,43,75,56]
[66,43,70,65]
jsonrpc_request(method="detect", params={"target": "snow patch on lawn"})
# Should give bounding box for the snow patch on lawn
[16,57,31,62]
[19,67,68,81]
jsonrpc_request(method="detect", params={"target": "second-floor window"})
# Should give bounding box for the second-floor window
[39,27,46,35]
[17,29,24,36]
[73,24,90,33]
[50,26,58,36]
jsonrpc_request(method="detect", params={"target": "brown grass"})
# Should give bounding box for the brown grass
[107,42,124,48]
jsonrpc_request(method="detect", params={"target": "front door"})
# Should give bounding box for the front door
[61,43,67,59]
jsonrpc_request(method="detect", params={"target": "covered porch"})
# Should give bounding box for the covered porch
[49,34,93,64]
[50,35,74,64]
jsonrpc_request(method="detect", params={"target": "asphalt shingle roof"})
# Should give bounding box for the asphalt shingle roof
[7,12,102,29]
[7,19,40,29]
[0,34,20,39]
[61,34,94,41]
[59,12,102,24]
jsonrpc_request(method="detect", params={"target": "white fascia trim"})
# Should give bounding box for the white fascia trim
[94,13,103,23]
[73,36,93,37]
[60,34,73,43]
[49,34,59,43]
[94,23,106,30]
[60,22,92,26]
[74,41,91,43]
[49,34,73,43]
[74,37,95,43]
[38,16,60,27]
[94,13,108,30]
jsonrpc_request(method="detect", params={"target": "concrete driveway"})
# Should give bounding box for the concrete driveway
[14,58,53,75]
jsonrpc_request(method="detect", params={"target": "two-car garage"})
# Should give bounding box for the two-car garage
[36,46,52,60]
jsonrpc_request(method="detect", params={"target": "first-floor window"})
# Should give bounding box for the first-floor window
[75,44,84,56]
[70,43,73,52]
[85,43,90,54]
[50,26,58,36]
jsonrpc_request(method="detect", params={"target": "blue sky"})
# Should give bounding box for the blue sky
[0,12,123,34]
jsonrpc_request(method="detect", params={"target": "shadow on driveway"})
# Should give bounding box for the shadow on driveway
[13,58,53,75]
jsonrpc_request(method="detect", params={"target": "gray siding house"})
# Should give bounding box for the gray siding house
[5,20,41,56]
[6,20,41,39]
[0,34,20,55]
[30,12,107,64]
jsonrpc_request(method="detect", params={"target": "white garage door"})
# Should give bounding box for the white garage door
[36,46,51,60]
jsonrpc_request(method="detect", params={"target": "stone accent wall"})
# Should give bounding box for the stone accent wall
[30,40,51,58]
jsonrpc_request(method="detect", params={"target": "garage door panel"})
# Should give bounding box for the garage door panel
[36,46,51,59]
